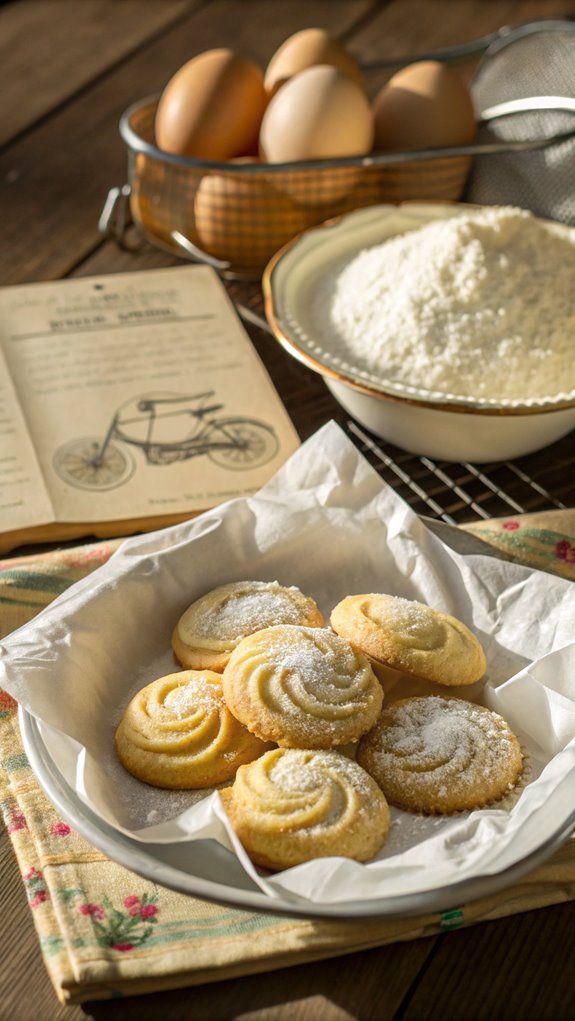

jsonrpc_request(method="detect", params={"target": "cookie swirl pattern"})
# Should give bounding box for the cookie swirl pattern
[330,593,486,686]
[222,624,384,747]
[357,695,523,814]
[220,747,390,869]
[173,580,324,671]
[115,670,272,789]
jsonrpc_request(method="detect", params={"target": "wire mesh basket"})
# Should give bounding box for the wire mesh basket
[108,97,471,279]
[100,19,575,279]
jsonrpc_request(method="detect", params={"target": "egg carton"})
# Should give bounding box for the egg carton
[100,19,575,279]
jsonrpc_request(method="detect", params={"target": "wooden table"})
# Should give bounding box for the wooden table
[2,2,575,1019]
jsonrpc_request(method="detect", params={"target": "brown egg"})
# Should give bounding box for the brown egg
[155,48,267,160]
[259,65,373,204]
[259,66,373,162]
[193,163,309,271]
[264,27,363,98]
[373,61,476,151]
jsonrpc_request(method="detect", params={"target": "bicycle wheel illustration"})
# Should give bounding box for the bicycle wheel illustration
[53,437,135,490]
[206,419,279,470]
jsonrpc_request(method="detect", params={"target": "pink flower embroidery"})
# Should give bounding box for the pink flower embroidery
[556,540,575,564]
[23,867,42,881]
[23,865,49,908]
[0,691,17,712]
[503,520,520,531]
[87,893,159,949]
[51,821,71,837]
[8,809,27,833]
[124,894,142,917]
[79,902,105,920]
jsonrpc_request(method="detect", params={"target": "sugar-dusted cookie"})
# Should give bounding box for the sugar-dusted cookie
[330,593,486,687]
[357,695,523,814]
[172,580,324,672]
[221,624,383,748]
[115,670,272,789]
[220,747,390,870]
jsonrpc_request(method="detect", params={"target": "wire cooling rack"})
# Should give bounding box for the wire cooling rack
[346,420,574,524]
[227,283,575,527]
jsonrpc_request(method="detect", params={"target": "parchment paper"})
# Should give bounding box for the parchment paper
[2,422,575,906]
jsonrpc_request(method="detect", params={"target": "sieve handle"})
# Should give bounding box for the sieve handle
[360,18,575,71]
[481,95,575,120]
[360,28,506,71]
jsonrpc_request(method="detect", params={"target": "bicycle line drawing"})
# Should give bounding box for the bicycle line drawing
[52,390,280,490]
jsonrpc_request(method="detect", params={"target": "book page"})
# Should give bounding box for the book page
[0,344,55,532]
[0,266,300,526]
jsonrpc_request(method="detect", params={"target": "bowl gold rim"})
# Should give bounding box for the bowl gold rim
[262,204,575,419]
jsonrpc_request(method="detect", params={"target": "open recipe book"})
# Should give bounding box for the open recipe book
[0,265,299,553]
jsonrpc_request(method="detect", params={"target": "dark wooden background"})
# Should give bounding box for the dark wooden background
[1,2,575,1019]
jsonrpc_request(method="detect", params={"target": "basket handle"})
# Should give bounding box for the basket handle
[170,229,232,273]
[98,184,139,248]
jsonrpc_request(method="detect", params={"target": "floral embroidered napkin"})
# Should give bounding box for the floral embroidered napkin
[1,511,574,1004]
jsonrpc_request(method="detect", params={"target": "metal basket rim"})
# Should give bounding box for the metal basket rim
[119,95,540,175]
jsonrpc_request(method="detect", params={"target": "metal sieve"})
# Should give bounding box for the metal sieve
[465,19,575,224]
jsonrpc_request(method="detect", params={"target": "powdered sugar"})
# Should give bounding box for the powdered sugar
[271,628,362,698]
[269,749,371,796]
[248,626,379,724]
[370,595,437,639]
[164,679,220,718]
[179,580,314,646]
[267,750,375,830]
[195,587,303,639]
[379,697,504,778]
[315,206,575,401]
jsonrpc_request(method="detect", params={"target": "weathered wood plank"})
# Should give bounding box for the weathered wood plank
[2,5,574,1021]
[81,936,438,1021]
[351,0,575,91]
[0,828,87,1021]
[0,0,375,285]
[0,0,199,147]
[401,906,575,1021]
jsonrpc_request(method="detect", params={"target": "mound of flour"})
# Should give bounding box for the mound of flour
[316,206,575,401]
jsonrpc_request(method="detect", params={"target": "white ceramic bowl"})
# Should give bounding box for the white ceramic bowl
[263,203,575,462]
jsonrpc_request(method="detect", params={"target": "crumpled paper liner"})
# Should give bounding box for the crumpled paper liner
[1,422,575,912]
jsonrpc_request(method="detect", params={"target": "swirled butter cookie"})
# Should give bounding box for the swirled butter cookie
[115,670,272,789]
[172,580,324,672]
[357,695,523,814]
[222,624,383,748]
[330,594,486,687]
[220,747,390,869]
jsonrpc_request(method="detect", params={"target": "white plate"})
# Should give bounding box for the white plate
[17,515,575,920]
[19,707,575,920]
[6,426,575,919]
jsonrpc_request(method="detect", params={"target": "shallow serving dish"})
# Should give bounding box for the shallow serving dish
[19,706,575,921]
[263,202,575,462]
[5,427,575,920]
